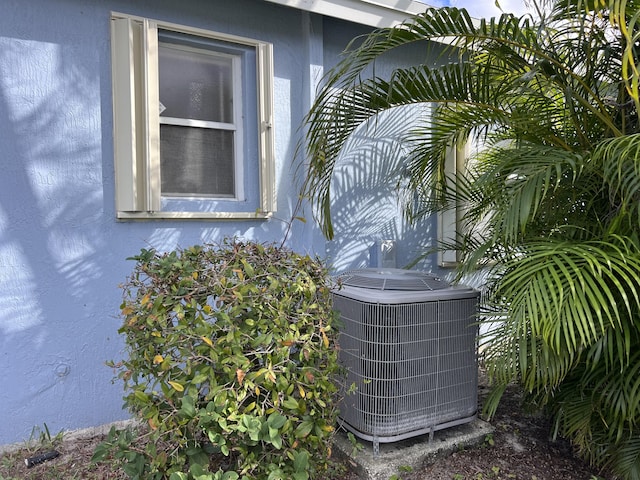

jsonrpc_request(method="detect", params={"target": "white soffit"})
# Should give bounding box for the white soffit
[261,0,431,28]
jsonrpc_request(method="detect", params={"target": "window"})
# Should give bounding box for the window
[110,13,276,219]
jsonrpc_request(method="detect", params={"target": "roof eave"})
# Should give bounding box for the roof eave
[261,0,430,28]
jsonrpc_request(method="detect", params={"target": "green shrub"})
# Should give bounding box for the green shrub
[97,239,342,480]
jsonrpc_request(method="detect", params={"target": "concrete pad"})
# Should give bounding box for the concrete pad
[333,418,494,480]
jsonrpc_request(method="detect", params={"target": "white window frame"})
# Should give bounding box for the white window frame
[438,141,466,267]
[110,12,276,220]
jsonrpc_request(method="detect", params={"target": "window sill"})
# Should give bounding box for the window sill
[116,211,273,220]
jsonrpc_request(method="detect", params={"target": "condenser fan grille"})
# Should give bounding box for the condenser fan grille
[337,268,449,291]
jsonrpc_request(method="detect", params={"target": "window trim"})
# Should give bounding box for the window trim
[437,141,466,267]
[110,12,276,220]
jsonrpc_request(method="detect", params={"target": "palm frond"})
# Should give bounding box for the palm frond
[608,435,640,480]
[493,239,640,354]
[465,145,585,241]
[595,134,640,231]
[550,348,640,478]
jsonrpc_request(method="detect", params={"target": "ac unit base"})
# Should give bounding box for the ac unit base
[338,411,477,446]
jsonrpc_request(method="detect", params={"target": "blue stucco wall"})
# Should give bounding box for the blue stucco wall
[321,18,443,272]
[0,0,443,445]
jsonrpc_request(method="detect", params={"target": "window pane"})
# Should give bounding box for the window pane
[160,125,235,197]
[158,43,234,123]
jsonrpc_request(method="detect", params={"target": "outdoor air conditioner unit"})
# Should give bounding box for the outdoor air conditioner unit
[333,268,479,453]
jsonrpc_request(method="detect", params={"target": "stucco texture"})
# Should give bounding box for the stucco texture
[0,0,441,445]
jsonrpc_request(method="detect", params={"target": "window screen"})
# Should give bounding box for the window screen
[160,125,235,197]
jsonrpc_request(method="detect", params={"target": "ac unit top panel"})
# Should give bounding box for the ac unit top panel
[333,283,478,304]
[337,268,449,291]
[333,268,478,304]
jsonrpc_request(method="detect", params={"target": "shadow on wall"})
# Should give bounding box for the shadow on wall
[327,104,436,273]
[0,35,115,444]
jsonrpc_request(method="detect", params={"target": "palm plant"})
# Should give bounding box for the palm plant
[303,1,640,478]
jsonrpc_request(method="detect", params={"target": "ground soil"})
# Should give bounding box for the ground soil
[404,381,606,480]
[0,380,606,480]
